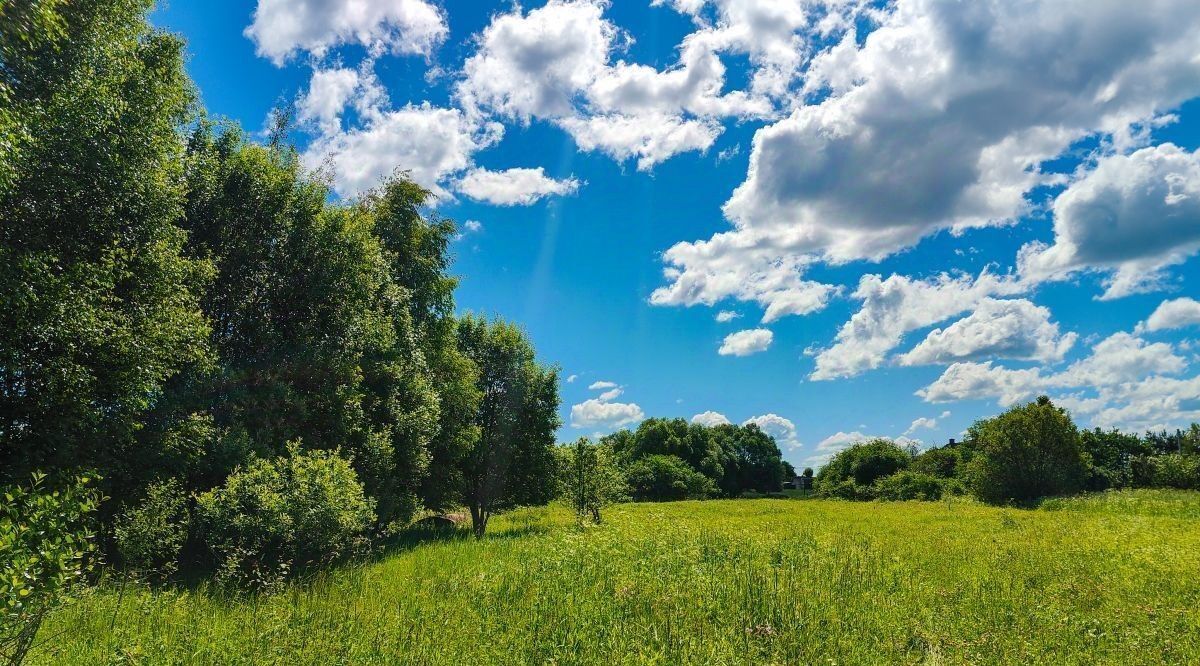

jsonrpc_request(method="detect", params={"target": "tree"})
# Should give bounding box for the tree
[558,438,627,523]
[910,446,962,479]
[816,439,911,493]
[716,424,784,495]
[781,461,797,479]
[967,396,1085,504]
[0,0,211,503]
[456,315,560,538]
[1079,427,1150,490]
[625,454,716,501]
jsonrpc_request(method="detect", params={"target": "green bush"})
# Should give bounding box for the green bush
[910,447,961,479]
[1136,454,1200,490]
[967,396,1086,504]
[1,473,102,665]
[873,471,945,501]
[625,455,716,501]
[114,478,189,581]
[816,439,911,491]
[195,445,375,589]
[817,479,871,500]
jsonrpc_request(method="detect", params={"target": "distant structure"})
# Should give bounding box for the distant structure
[793,475,813,490]
[946,438,957,447]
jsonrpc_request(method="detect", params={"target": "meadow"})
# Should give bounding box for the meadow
[27,490,1200,665]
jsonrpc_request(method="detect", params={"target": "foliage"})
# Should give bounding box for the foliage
[910,446,961,479]
[0,0,211,503]
[557,438,628,523]
[603,418,786,497]
[194,445,375,589]
[815,439,911,492]
[1079,428,1150,490]
[113,479,188,581]
[36,494,1200,664]
[1131,454,1200,490]
[872,471,946,501]
[625,454,717,501]
[455,315,560,537]
[966,396,1086,504]
[1,473,101,665]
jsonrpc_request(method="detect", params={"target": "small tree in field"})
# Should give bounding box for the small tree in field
[559,438,627,524]
[456,315,560,538]
[967,396,1085,504]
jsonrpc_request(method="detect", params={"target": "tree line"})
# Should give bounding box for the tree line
[814,396,1200,503]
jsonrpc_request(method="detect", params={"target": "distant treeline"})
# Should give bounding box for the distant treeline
[814,396,1200,503]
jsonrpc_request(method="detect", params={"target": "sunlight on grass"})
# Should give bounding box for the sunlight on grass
[33,493,1200,665]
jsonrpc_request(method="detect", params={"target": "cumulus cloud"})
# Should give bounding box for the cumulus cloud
[571,398,645,429]
[455,167,581,206]
[743,413,801,449]
[718,328,773,356]
[1142,297,1200,332]
[715,310,741,323]
[572,378,644,429]
[691,410,731,427]
[919,332,1194,430]
[246,0,448,65]
[811,271,1022,380]
[898,299,1077,366]
[1020,144,1200,299]
[654,0,1200,321]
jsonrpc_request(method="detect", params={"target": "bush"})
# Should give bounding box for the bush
[910,447,961,479]
[967,396,1086,504]
[1,473,102,665]
[818,479,873,501]
[625,455,716,501]
[1136,454,1200,490]
[195,445,375,589]
[816,439,911,490]
[114,478,189,581]
[873,471,945,501]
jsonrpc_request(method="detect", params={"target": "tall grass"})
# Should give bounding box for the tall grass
[31,493,1200,664]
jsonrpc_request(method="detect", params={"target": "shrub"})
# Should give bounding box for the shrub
[873,471,945,501]
[625,455,716,501]
[818,479,872,501]
[1139,454,1200,490]
[558,439,628,523]
[195,445,375,589]
[910,447,961,479]
[1,473,102,665]
[967,396,1085,504]
[816,439,911,490]
[114,478,189,581]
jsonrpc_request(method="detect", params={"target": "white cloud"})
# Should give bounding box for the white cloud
[715,310,741,323]
[558,113,722,170]
[904,416,938,435]
[691,410,731,427]
[1020,144,1200,299]
[571,398,645,429]
[588,380,618,390]
[743,413,801,449]
[654,0,1200,321]
[566,374,578,383]
[898,299,1076,366]
[246,0,448,65]
[597,387,623,401]
[1142,297,1200,332]
[919,332,1193,430]
[302,100,503,198]
[455,167,581,206]
[811,271,1022,380]
[719,328,773,356]
[464,220,482,233]
[297,67,362,134]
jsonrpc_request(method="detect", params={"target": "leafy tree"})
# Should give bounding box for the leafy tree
[715,424,784,495]
[174,126,440,525]
[625,455,716,501]
[1,473,102,664]
[456,315,560,538]
[113,478,189,581]
[816,439,911,492]
[966,396,1085,504]
[781,461,797,479]
[0,0,211,503]
[873,471,946,501]
[910,446,962,479]
[802,467,814,478]
[558,438,627,523]
[1080,428,1150,490]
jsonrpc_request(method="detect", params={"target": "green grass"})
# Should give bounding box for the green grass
[1039,488,1200,519]
[31,492,1200,665]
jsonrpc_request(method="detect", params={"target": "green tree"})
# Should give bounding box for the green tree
[967,396,1085,504]
[456,315,560,538]
[625,454,716,501]
[558,438,628,523]
[816,439,911,493]
[0,0,211,502]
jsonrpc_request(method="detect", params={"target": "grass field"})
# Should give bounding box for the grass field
[30,490,1200,665]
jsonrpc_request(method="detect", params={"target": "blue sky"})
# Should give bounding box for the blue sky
[152,0,1200,467]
